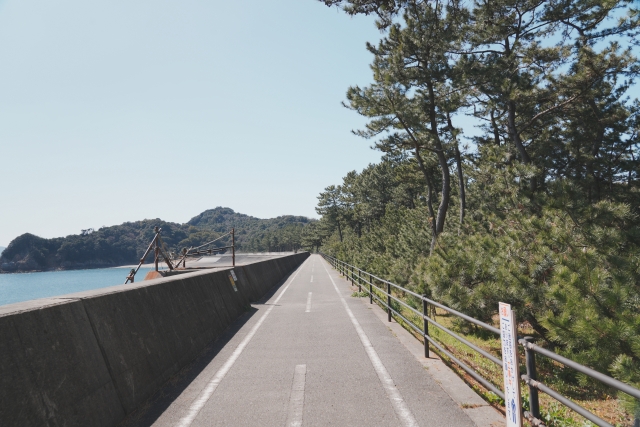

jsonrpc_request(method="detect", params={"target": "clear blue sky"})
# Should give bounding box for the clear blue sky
[0,0,385,245]
[2,1,636,247]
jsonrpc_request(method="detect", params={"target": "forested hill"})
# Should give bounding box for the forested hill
[188,208,310,235]
[0,207,313,273]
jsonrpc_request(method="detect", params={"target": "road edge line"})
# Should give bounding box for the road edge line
[176,258,308,427]
[321,261,419,427]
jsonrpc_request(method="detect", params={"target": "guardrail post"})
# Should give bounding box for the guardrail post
[369,273,373,304]
[523,336,541,420]
[423,297,429,358]
[357,269,361,293]
[387,282,391,322]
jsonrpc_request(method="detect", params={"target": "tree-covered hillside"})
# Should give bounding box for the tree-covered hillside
[313,0,640,413]
[0,207,313,273]
[188,207,313,252]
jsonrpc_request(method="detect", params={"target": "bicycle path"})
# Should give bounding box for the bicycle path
[120,254,497,426]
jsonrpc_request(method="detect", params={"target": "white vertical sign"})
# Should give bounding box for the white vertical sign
[499,302,522,427]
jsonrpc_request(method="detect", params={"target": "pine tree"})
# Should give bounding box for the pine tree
[317,0,640,400]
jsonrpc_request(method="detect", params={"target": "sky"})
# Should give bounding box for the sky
[1,2,636,248]
[0,0,386,246]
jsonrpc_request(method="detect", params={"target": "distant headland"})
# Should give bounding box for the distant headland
[0,207,313,273]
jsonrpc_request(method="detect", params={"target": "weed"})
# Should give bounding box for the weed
[461,403,483,409]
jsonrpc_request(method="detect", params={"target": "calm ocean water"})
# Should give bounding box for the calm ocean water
[0,267,160,307]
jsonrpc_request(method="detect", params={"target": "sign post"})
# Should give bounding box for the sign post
[228,270,238,292]
[499,302,523,427]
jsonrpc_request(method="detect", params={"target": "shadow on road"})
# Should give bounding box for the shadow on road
[117,268,298,427]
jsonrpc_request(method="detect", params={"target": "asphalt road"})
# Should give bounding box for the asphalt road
[189,253,295,268]
[120,254,480,427]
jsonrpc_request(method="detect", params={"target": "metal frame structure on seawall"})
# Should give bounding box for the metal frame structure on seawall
[124,227,236,284]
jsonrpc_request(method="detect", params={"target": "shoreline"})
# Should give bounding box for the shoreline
[0,264,157,275]
[0,252,290,274]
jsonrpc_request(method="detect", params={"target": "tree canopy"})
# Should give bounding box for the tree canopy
[315,0,640,411]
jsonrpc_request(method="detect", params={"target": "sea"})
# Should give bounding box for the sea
[0,266,160,307]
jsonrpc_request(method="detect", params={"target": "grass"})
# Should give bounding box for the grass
[341,272,634,427]
[350,291,369,298]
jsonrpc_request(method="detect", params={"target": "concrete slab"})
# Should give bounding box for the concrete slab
[0,299,125,427]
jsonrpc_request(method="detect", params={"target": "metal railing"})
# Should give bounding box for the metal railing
[321,253,640,427]
[125,228,237,284]
[172,228,236,268]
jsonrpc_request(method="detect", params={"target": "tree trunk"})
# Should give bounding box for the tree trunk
[414,147,437,238]
[490,110,501,146]
[507,100,537,191]
[587,98,605,201]
[427,82,451,237]
[503,36,536,192]
[448,113,466,225]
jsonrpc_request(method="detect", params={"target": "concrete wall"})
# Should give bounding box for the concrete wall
[0,252,308,427]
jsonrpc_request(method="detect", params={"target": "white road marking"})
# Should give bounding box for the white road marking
[285,364,307,427]
[310,275,313,282]
[176,259,308,427]
[322,262,419,427]
[305,292,312,313]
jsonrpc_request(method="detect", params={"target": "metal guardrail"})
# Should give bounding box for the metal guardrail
[173,228,236,268]
[125,228,237,284]
[320,253,640,427]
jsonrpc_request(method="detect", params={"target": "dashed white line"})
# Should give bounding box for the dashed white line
[305,292,312,313]
[285,364,307,427]
[321,262,419,427]
[176,259,308,427]
[310,275,313,282]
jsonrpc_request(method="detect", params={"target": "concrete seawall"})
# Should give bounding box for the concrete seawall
[0,252,309,427]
